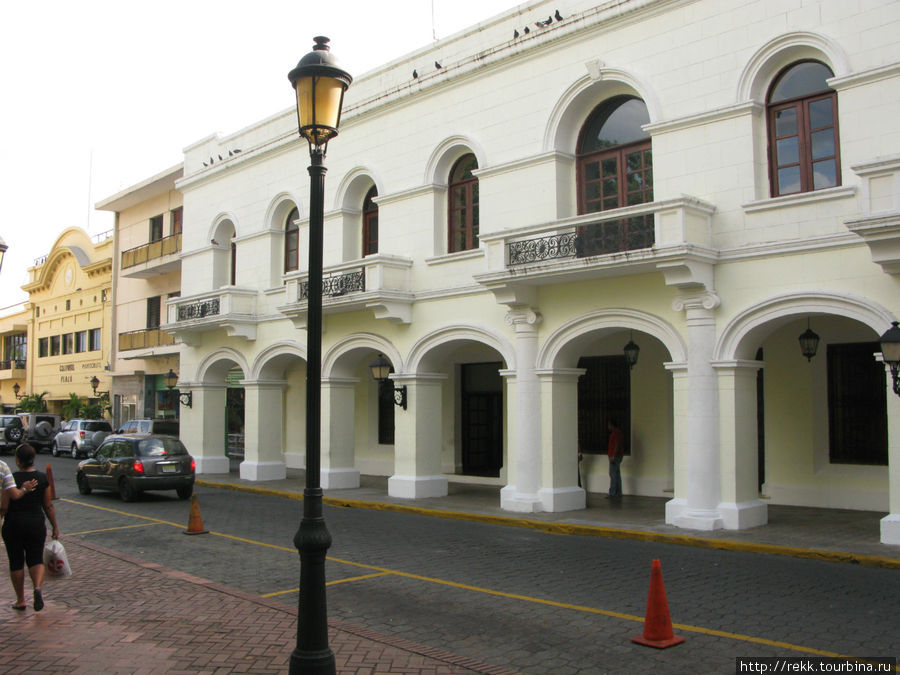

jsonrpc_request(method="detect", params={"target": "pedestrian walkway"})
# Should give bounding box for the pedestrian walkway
[0,537,518,674]
[200,471,900,568]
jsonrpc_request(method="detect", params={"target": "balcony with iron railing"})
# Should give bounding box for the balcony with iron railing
[475,197,717,301]
[279,254,414,328]
[163,287,259,345]
[118,327,176,353]
[121,233,182,278]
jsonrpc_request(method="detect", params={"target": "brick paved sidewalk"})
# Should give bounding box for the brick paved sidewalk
[0,538,517,674]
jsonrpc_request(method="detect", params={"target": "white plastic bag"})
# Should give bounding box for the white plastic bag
[43,539,71,577]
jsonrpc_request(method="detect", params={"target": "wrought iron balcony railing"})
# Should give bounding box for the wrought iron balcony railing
[508,214,654,266]
[121,233,182,269]
[299,269,365,301]
[177,298,220,321]
[118,328,176,351]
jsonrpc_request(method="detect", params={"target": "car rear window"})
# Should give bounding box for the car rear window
[35,416,57,425]
[137,438,188,457]
[85,422,112,432]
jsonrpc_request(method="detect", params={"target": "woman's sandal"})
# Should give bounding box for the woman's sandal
[12,604,26,611]
[33,589,43,612]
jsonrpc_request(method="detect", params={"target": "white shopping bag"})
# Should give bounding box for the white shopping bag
[43,539,71,578]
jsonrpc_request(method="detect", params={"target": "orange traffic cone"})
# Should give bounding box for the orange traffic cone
[45,464,58,500]
[183,494,209,535]
[631,559,685,648]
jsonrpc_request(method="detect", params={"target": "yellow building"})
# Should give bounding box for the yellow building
[0,305,29,413]
[22,227,113,413]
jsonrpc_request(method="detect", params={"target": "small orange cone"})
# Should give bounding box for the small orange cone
[183,494,209,535]
[45,464,58,500]
[631,559,685,649]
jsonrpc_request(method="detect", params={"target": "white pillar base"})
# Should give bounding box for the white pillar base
[500,486,543,513]
[538,486,586,512]
[239,460,287,481]
[195,456,230,474]
[322,468,360,490]
[880,514,900,545]
[283,451,306,470]
[718,499,768,530]
[388,475,448,499]
[666,498,724,531]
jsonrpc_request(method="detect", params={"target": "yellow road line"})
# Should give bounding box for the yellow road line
[328,571,391,587]
[68,523,161,536]
[324,555,861,660]
[262,572,391,598]
[59,496,882,663]
[60,498,184,529]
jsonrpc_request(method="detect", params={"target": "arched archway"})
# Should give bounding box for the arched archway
[318,334,405,489]
[537,309,684,510]
[386,325,512,499]
[184,349,250,474]
[233,341,309,481]
[715,292,894,520]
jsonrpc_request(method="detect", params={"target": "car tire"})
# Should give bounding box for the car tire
[71,444,79,459]
[118,477,137,502]
[52,441,61,457]
[76,472,92,495]
[176,484,193,500]
[5,426,23,444]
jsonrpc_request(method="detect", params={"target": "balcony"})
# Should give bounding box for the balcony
[121,233,182,278]
[278,254,414,328]
[0,360,26,379]
[164,287,259,345]
[117,328,177,358]
[845,156,900,274]
[475,197,717,304]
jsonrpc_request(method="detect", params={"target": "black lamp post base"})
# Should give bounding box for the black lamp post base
[289,648,335,674]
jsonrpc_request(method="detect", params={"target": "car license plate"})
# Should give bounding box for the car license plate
[161,464,178,474]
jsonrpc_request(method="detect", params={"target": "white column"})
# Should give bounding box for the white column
[536,368,586,512]
[388,373,448,499]
[880,360,900,544]
[669,292,724,530]
[713,360,767,529]
[664,363,689,522]
[190,383,230,474]
[240,380,287,481]
[321,376,361,489]
[500,308,544,513]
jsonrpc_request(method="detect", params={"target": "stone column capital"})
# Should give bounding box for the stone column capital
[505,308,542,330]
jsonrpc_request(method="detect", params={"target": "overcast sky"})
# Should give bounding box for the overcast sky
[0,0,521,310]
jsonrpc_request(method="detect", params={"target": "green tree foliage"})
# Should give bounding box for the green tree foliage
[17,392,49,413]
[61,393,84,419]
[82,392,111,420]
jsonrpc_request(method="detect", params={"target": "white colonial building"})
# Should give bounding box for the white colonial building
[161,0,900,543]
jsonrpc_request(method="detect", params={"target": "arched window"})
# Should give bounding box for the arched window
[284,207,299,273]
[767,61,839,197]
[362,187,378,257]
[576,96,653,255]
[448,154,479,253]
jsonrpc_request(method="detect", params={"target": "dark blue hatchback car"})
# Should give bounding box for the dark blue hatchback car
[76,434,195,502]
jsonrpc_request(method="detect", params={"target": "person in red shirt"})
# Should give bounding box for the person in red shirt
[607,419,624,497]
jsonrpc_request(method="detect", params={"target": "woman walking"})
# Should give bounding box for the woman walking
[0,444,59,611]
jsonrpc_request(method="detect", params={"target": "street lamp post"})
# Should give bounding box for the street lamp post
[287,36,352,675]
[0,235,7,275]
